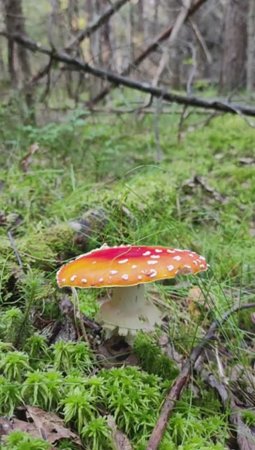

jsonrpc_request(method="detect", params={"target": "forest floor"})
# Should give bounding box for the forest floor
[0,104,255,450]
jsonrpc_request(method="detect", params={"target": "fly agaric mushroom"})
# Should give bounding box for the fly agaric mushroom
[57,245,208,340]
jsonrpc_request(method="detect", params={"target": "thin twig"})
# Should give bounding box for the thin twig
[188,18,212,64]
[7,231,23,269]
[146,302,255,450]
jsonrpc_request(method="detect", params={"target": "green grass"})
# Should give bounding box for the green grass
[0,104,254,449]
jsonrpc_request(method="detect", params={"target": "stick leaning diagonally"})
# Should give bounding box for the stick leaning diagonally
[146,302,255,450]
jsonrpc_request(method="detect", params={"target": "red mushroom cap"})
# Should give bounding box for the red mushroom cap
[56,245,208,289]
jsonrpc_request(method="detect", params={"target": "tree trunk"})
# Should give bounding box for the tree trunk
[220,0,248,92]
[247,0,255,91]
[2,0,34,115]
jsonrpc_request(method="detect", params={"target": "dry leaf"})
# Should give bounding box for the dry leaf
[0,406,82,448]
[26,406,82,445]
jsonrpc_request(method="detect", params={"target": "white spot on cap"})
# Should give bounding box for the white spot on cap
[199,256,206,261]
[131,265,137,269]
[70,275,77,281]
[167,249,175,253]
[122,274,129,280]
[173,256,181,261]
[150,255,160,259]
[143,251,151,256]
[81,278,87,283]
[99,278,104,282]
[194,261,198,265]
[92,261,97,264]
[110,270,118,275]
[147,260,158,265]
[137,275,142,280]
[200,264,205,268]
[167,265,174,271]
[61,278,66,282]
[155,249,163,253]
[149,269,157,278]
[118,259,129,264]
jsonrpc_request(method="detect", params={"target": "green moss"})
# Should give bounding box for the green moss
[1,430,51,450]
[134,332,179,380]
[0,106,254,449]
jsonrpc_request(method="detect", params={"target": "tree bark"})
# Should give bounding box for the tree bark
[220,0,248,92]
[247,0,255,91]
[2,0,34,113]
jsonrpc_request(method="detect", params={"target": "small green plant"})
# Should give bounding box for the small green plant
[22,370,63,410]
[99,367,164,440]
[1,430,51,450]
[24,334,50,368]
[81,417,112,450]
[242,409,255,427]
[134,332,179,379]
[61,387,96,433]
[0,351,31,382]
[0,375,23,415]
[15,269,52,347]
[0,308,25,345]
[52,341,94,374]
[56,440,81,450]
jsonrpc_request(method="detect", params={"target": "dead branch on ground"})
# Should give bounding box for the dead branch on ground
[146,302,255,450]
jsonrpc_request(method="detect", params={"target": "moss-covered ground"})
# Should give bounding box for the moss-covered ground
[0,104,254,449]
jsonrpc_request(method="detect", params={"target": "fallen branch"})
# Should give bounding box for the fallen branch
[1,31,255,118]
[146,302,255,450]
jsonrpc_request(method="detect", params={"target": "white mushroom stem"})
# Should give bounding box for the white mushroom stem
[96,284,162,341]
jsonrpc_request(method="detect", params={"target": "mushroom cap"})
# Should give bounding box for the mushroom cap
[57,245,208,289]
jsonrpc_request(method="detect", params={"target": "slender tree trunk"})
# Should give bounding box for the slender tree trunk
[220,0,248,92]
[247,0,255,91]
[2,0,34,113]
[101,0,112,67]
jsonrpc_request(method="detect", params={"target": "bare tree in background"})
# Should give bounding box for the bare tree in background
[2,0,33,112]
[247,0,255,91]
[220,0,248,91]
[0,0,254,122]
[2,0,31,84]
